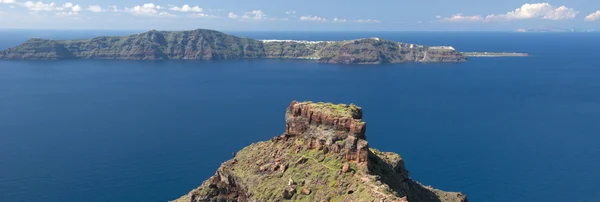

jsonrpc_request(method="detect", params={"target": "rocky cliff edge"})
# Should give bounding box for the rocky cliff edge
[0,29,466,64]
[172,101,468,202]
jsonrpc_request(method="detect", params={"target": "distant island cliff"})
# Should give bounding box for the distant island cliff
[0,28,467,64]
[172,101,468,202]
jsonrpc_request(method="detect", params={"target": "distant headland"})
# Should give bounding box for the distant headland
[0,28,527,64]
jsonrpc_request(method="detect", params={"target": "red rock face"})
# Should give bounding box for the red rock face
[283,101,369,164]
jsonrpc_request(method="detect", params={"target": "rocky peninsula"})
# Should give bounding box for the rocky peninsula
[173,101,468,202]
[0,29,467,64]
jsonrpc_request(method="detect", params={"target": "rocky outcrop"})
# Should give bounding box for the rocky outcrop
[0,29,467,64]
[282,101,369,164]
[172,101,468,202]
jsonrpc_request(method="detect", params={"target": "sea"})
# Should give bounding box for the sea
[1,30,600,202]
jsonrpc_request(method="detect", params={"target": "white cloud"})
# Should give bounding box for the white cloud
[228,12,238,19]
[128,3,163,15]
[300,15,326,22]
[108,5,119,12]
[229,10,275,21]
[71,4,81,12]
[0,0,16,4]
[87,5,102,13]
[486,3,578,20]
[435,15,442,19]
[441,3,579,23]
[440,13,484,22]
[169,4,202,12]
[333,18,380,23]
[585,10,600,21]
[354,19,382,23]
[244,10,271,20]
[62,2,73,8]
[123,3,174,17]
[22,1,81,13]
[333,18,347,22]
[158,11,173,17]
[285,10,295,14]
[23,1,56,11]
[189,13,216,18]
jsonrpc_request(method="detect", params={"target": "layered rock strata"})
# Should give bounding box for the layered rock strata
[281,101,369,164]
[0,29,467,64]
[173,101,468,202]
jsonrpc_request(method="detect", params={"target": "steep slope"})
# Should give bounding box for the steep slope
[262,38,466,64]
[0,29,265,60]
[0,29,467,64]
[173,101,468,202]
[0,38,76,60]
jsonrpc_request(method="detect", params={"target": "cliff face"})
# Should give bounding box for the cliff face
[262,38,466,64]
[0,29,466,64]
[173,101,468,202]
[0,29,265,60]
[263,41,329,59]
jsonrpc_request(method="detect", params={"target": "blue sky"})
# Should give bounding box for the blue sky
[1,0,600,31]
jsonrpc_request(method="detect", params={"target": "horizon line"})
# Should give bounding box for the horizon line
[1,28,597,33]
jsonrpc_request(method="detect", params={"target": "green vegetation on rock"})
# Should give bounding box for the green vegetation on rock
[0,29,265,60]
[172,101,468,202]
[295,101,362,119]
[0,29,467,64]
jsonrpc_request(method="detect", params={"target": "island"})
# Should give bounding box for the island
[0,28,529,64]
[0,28,469,64]
[172,101,468,202]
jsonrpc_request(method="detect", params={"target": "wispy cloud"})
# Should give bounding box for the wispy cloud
[354,19,382,23]
[300,15,326,22]
[107,5,121,13]
[585,10,600,21]
[333,18,347,22]
[56,11,79,16]
[0,0,15,4]
[440,13,484,22]
[228,10,276,21]
[333,18,381,23]
[189,13,217,18]
[87,5,102,13]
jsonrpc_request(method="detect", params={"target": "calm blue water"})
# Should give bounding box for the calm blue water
[1,31,600,202]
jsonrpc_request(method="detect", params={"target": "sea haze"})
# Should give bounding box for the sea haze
[1,31,600,202]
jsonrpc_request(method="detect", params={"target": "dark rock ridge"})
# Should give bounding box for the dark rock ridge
[0,29,466,64]
[173,101,468,202]
[0,29,263,60]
